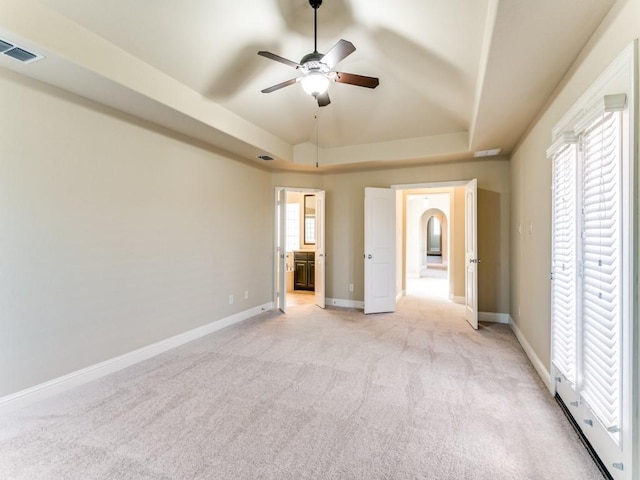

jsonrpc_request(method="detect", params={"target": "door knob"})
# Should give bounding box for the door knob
[368,254,373,259]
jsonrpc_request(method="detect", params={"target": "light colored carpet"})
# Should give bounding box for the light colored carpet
[0,294,604,479]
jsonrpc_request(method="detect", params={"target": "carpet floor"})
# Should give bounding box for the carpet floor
[0,293,604,479]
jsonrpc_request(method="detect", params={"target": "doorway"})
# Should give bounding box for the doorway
[365,180,478,328]
[286,192,315,306]
[398,181,477,328]
[404,189,457,302]
[274,187,326,312]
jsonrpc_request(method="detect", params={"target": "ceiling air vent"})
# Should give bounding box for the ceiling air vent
[473,148,502,157]
[0,37,43,64]
[0,39,13,53]
[5,47,38,63]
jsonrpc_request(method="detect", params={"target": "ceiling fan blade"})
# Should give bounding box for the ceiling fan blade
[258,51,300,69]
[335,72,380,89]
[317,91,331,107]
[321,39,356,69]
[261,77,300,93]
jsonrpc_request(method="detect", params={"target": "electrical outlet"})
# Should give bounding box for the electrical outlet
[349,283,354,292]
[229,294,234,305]
[244,291,249,299]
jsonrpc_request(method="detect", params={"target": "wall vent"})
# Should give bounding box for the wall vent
[0,37,43,64]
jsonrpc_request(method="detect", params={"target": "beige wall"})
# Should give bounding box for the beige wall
[509,0,640,373]
[1,67,510,399]
[274,159,510,311]
[0,70,273,397]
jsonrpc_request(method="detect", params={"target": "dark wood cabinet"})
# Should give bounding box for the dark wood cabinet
[294,251,315,291]
[308,260,315,290]
[294,261,307,290]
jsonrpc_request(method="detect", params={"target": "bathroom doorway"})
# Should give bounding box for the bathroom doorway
[274,187,325,312]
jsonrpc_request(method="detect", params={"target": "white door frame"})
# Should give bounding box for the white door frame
[273,187,326,312]
[274,187,286,312]
[314,190,326,309]
[390,180,478,325]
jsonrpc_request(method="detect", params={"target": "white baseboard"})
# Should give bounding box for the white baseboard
[0,302,274,414]
[478,312,510,324]
[326,298,365,309]
[449,295,465,304]
[508,316,553,394]
[396,291,404,302]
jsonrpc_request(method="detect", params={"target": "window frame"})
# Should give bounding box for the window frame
[547,41,636,480]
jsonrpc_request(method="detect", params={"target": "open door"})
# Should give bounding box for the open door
[464,179,478,329]
[314,190,326,308]
[275,187,286,312]
[364,187,396,314]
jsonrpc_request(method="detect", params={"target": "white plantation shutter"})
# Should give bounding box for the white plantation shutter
[580,109,622,438]
[550,141,578,385]
[548,45,634,479]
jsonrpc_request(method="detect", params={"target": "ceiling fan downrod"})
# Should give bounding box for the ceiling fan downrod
[309,0,322,53]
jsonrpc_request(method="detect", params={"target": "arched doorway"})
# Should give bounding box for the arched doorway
[418,208,448,277]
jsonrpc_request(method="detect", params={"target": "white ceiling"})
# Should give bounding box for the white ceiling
[0,0,616,171]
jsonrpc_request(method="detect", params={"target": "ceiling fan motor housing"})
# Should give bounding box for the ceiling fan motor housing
[300,52,325,70]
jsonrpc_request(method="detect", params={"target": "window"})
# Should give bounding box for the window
[551,141,578,386]
[548,43,635,480]
[580,110,622,435]
[286,203,299,252]
[551,101,628,479]
[427,216,441,254]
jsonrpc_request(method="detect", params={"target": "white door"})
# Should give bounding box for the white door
[275,187,286,312]
[464,179,478,329]
[314,191,326,308]
[364,187,396,314]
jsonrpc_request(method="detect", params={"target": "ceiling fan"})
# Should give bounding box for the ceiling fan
[257,0,379,107]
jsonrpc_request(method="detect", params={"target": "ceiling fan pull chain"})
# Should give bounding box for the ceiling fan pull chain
[315,113,320,168]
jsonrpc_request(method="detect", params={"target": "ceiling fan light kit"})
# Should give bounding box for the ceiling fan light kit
[301,72,330,96]
[258,0,379,107]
